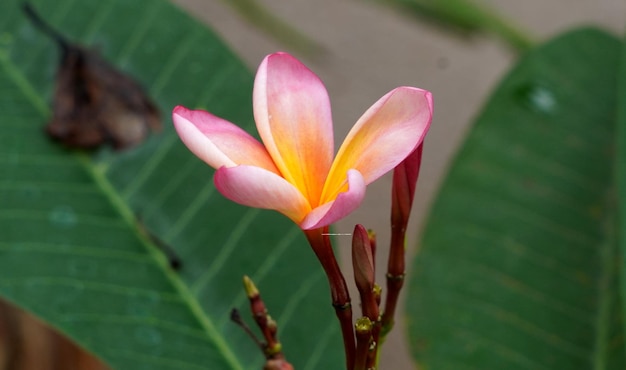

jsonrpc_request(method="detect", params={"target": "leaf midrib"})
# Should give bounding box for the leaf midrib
[0,47,244,370]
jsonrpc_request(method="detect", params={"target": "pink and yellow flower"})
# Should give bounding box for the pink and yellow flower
[173,52,432,230]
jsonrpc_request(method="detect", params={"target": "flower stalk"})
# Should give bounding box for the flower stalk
[354,317,373,370]
[352,225,383,369]
[381,144,424,339]
[304,227,355,370]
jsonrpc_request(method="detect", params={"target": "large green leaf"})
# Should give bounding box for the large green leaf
[0,0,341,369]
[407,29,624,369]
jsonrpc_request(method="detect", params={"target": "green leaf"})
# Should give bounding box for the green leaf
[373,0,534,52]
[0,0,341,369]
[407,28,625,369]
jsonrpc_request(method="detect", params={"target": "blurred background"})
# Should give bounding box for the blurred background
[1,0,624,369]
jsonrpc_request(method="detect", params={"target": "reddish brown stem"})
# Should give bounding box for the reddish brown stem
[354,317,373,370]
[380,226,406,337]
[244,276,283,358]
[365,314,381,368]
[379,145,423,339]
[304,227,355,370]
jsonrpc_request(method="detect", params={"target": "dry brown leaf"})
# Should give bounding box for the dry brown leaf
[23,3,161,151]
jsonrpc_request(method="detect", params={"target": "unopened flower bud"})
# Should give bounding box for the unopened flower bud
[243,275,260,298]
[352,224,374,294]
[391,144,423,228]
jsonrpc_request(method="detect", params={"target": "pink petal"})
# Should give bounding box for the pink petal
[214,165,311,225]
[253,52,334,206]
[300,169,365,230]
[321,87,433,203]
[173,106,279,174]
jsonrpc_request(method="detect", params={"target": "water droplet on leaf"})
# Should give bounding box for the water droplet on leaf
[514,82,558,115]
[135,327,162,346]
[49,205,77,228]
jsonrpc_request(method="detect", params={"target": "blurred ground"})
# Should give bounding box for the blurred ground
[169,1,625,368]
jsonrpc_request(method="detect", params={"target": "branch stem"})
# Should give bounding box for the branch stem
[304,227,355,370]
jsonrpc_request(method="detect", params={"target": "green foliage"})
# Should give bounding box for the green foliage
[0,0,340,368]
[407,28,625,369]
[375,0,533,52]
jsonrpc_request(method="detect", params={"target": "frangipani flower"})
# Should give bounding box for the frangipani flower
[173,52,432,230]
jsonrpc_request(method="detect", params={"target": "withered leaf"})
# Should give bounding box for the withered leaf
[23,3,161,150]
